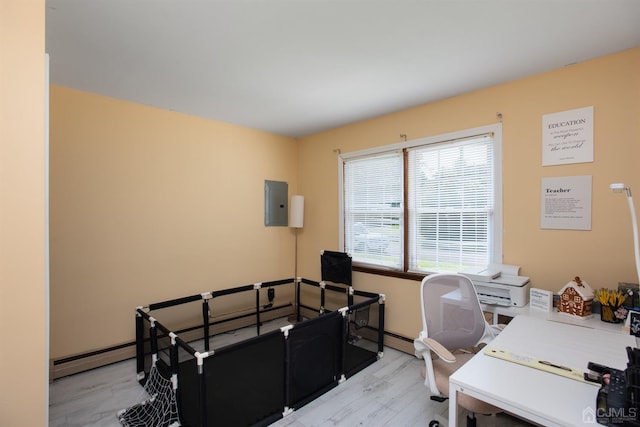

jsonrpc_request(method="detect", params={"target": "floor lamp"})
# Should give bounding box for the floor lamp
[289,195,304,321]
[610,183,640,287]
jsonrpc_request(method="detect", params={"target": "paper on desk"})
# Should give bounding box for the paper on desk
[488,263,520,276]
[460,264,521,282]
[491,315,632,372]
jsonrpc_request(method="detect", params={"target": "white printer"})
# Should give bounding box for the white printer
[460,264,531,307]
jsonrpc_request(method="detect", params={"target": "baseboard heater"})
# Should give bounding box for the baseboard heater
[50,303,292,380]
[51,303,415,381]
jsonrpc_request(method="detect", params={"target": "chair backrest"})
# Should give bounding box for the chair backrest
[420,273,488,350]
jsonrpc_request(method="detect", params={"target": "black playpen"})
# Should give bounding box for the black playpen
[125,252,385,427]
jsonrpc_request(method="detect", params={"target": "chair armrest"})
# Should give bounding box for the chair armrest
[421,337,456,363]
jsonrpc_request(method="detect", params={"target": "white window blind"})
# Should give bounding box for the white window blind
[343,151,403,268]
[339,124,501,274]
[407,135,494,273]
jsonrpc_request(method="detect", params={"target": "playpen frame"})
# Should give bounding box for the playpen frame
[134,277,385,426]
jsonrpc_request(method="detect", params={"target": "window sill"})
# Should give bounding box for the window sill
[352,264,426,281]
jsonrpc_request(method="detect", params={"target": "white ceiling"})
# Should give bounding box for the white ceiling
[46,0,640,138]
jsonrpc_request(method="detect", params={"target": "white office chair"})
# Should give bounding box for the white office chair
[414,273,503,427]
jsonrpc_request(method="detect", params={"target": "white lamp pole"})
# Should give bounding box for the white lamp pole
[610,183,640,286]
[289,195,304,321]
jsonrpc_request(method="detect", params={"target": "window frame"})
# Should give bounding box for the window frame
[338,123,502,279]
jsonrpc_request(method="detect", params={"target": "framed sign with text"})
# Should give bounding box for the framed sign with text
[542,106,593,166]
[541,175,592,230]
[530,288,553,312]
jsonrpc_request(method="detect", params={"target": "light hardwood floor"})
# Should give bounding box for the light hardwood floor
[49,319,533,427]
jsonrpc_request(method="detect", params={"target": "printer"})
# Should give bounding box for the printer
[460,264,531,307]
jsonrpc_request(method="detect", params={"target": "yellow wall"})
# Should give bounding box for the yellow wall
[296,48,640,340]
[50,48,639,363]
[4,1,635,419]
[0,0,48,424]
[49,86,299,359]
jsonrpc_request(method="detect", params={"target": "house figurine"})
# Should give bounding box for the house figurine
[557,276,594,318]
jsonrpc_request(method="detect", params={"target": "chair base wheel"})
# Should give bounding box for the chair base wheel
[428,421,440,427]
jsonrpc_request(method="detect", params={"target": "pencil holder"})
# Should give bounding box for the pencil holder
[600,304,623,323]
[595,288,627,323]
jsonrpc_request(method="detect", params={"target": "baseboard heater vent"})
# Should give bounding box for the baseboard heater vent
[50,303,292,381]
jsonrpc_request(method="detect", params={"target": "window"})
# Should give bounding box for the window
[340,124,502,275]
[343,151,403,269]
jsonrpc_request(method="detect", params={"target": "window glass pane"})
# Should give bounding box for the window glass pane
[408,136,493,273]
[343,152,403,268]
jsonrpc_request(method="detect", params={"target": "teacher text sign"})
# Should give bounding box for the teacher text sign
[541,175,592,231]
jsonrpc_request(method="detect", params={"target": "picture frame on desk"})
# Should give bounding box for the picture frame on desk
[530,288,553,312]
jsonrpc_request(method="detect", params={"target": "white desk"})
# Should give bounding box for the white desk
[482,303,631,334]
[448,314,637,426]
